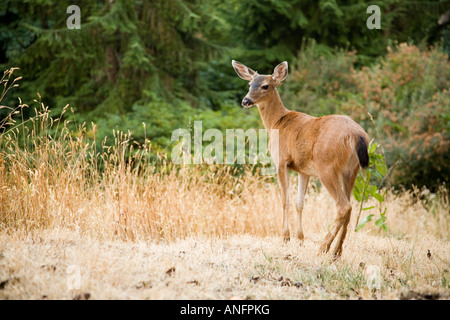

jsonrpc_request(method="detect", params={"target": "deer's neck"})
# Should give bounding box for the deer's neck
[257,89,289,130]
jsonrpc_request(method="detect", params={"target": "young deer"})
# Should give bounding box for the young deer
[232,60,369,257]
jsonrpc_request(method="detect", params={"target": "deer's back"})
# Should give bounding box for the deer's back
[273,111,368,176]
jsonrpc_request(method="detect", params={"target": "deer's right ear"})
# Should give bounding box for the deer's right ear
[232,60,257,81]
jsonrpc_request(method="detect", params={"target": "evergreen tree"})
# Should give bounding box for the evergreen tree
[0,0,223,116]
[217,0,449,68]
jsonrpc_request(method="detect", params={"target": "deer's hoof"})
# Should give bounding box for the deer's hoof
[282,231,290,242]
[332,247,343,260]
[318,242,330,254]
[332,252,342,261]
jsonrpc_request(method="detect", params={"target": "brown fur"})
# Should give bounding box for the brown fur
[232,60,369,257]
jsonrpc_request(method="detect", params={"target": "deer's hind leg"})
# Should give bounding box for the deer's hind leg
[318,167,352,255]
[332,164,360,257]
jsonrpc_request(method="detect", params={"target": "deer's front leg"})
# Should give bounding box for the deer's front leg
[277,164,290,241]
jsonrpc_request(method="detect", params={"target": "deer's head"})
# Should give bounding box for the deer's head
[232,60,288,108]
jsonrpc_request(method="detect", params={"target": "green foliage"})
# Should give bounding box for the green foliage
[3,0,447,114]
[281,38,356,115]
[353,141,388,232]
[285,42,449,190]
[0,1,448,190]
[0,0,225,116]
[218,0,449,68]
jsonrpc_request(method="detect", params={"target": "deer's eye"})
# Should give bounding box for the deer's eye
[261,85,269,90]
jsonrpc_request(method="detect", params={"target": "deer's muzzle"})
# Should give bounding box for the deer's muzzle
[241,97,254,108]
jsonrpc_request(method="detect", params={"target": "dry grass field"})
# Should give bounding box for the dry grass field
[0,227,449,300]
[0,106,449,300]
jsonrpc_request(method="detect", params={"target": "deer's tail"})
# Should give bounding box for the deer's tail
[356,135,369,169]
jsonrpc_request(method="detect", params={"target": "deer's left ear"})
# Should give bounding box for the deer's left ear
[272,61,288,84]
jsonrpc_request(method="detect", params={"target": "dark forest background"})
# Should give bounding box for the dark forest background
[1,0,449,190]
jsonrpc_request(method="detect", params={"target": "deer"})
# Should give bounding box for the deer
[232,60,369,257]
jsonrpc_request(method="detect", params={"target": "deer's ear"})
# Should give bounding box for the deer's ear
[272,61,288,84]
[232,60,257,81]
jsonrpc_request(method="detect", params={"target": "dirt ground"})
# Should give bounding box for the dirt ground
[1,229,448,300]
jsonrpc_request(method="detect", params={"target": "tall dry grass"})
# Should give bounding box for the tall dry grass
[0,94,276,239]
[0,93,448,243]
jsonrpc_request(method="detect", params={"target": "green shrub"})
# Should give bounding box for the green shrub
[284,42,449,190]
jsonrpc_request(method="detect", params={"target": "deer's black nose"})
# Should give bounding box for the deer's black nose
[241,97,254,108]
